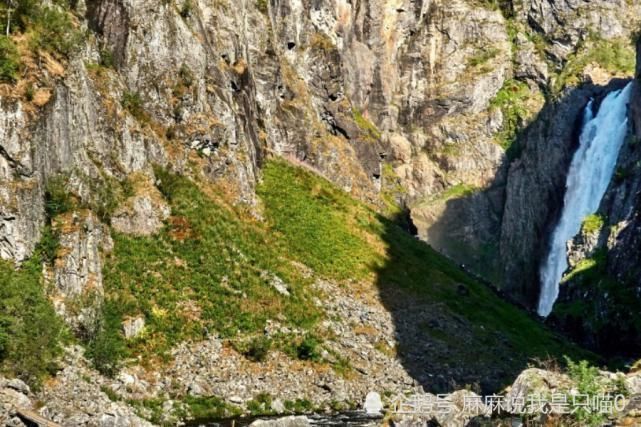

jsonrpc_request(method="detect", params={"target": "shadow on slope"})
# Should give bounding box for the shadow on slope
[257,160,594,395]
[372,209,593,394]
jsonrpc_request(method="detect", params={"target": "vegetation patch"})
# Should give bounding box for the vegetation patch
[121,91,150,123]
[563,358,628,426]
[467,47,501,72]
[0,241,65,388]
[581,214,604,235]
[92,167,323,372]
[90,158,592,389]
[419,183,479,207]
[351,108,382,141]
[562,258,599,284]
[183,395,242,422]
[258,160,383,281]
[490,79,533,153]
[0,36,19,82]
[552,37,635,95]
[259,159,592,374]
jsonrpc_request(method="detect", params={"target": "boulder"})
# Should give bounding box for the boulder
[122,316,145,339]
[363,391,383,414]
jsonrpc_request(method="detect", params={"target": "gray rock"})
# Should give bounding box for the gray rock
[363,391,383,414]
[51,212,111,334]
[111,177,170,236]
[122,317,145,339]
[270,398,286,414]
[6,379,29,395]
[250,416,311,427]
[187,382,204,397]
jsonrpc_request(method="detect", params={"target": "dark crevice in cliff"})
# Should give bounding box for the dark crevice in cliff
[85,0,130,69]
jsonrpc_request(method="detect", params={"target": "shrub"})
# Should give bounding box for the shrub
[256,0,268,14]
[490,79,533,153]
[39,225,61,264]
[0,36,19,82]
[183,395,242,421]
[89,176,126,223]
[296,335,322,361]
[0,316,10,359]
[25,83,34,101]
[99,48,115,68]
[0,255,65,388]
[244,336,272,362]
[284,398,314,413]
[30,6,84,57]
[179,63,194,87]
[179,0,193,18]
[121,91,148,122]
[86,301,127,377]
[565,358,605,427]
[45,175,73,219]
[247,392,273,415]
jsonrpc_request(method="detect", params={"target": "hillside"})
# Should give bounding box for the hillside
[2,0,641,426]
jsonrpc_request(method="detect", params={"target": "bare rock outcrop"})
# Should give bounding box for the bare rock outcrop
[48,211,113,335]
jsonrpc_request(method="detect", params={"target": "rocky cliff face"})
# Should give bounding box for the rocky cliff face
[2,0,640,312]
[2,0,641,425]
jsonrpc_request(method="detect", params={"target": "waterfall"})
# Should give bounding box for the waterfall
[537,82,633,317]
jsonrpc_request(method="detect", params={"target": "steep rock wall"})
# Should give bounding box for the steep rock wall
[552,40,641,354]
[1,0,640,316]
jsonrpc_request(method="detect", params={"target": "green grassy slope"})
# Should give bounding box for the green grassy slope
[0,158,593,391]
[258,160,594,385]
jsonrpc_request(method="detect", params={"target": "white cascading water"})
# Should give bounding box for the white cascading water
[537,82,633,317]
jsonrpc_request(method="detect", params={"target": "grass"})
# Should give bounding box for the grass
[121,91,149,123]
[258,160,383,281]
[182,395,242,422]
[419,183,478,206]
[45,175,74,218]
[0,239,66,388]
[351,108,382,141]
[380,162,408,218]
[0,35,19,82]
[239,336,272,362]
[0,1,83,85]
[490,79,533,152]
[467,47,500,70]
[552,37,636,95]
[89,158,592,393]
[564,358,628,426]
[581,214,604,235]
[92,166,323,372]
[562,258,599,284]
[29,5,84,58]
[247,392,274,416]
[258,160,592,370]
